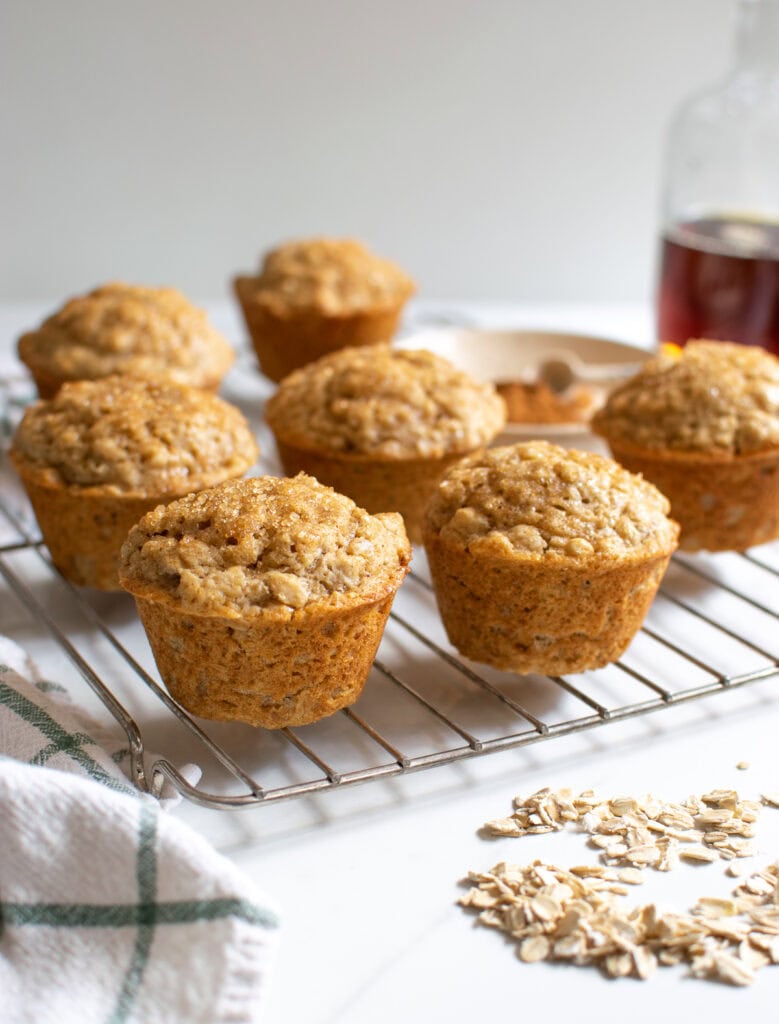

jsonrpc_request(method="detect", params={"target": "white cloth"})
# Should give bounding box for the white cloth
[0,636,280,1024]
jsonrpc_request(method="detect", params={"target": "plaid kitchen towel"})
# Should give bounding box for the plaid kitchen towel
[0,636,280,1024]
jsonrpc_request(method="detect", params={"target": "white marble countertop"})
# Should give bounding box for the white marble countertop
[3,301,779,1024]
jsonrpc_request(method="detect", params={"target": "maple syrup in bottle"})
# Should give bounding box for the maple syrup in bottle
[658,215,779,354]
[656,0,779,354]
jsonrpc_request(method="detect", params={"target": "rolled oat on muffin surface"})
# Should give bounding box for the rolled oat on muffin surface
[265,344,506,543]
[17,282,234,397]
[119,474,411,729]
[10,376,258,590]
[592,340,779,551]
[423,441,679,675]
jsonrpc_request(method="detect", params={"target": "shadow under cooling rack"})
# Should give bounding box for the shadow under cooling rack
[2,482,777,810]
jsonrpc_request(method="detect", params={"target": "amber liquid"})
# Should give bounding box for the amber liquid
[657,215,779,355]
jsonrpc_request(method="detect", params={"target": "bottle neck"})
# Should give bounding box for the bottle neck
[734,0,779,72]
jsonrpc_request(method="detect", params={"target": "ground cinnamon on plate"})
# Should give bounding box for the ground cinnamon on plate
[494,380,593,424]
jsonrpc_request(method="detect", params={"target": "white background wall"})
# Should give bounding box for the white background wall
[1,0,735,305]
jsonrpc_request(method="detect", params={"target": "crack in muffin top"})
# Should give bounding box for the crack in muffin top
[265,346,507,458]
[592,341,779,455]
[238,238,415,315]
[424,441,678,560]
[119,474,411,619]
[17,283,234,387]
[10,377,258,495]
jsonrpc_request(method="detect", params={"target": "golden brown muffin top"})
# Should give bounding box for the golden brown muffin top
[17,283,235,388]
[424,441,678,561]
[237,238,415,315]
[265,346,506,458]
[10,377,258,496]
[592,340,779,455]
[119,474,411,619]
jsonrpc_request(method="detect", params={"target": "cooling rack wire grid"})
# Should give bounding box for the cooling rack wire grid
[1,371,777,810]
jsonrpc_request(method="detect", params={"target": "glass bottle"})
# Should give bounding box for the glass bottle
[656,0,779,354]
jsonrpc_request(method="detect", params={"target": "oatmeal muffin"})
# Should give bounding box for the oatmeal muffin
[265,345,507,543]
[423,442,679,675]
[592,340,779,551]
[118,474,411,728]
[233,237,415,381]
[10,377,258,590]
[17,283,235,397]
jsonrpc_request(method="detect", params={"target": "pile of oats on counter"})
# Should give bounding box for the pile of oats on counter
[460,787,779,986]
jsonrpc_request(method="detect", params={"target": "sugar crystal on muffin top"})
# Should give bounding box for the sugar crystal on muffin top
[424,441,678,560]
[592,341,779,455]
[246,238,415,315]
[119,474,411,618]
[265,346,506,459]
[10,376,257,495]
[17,282,234,388]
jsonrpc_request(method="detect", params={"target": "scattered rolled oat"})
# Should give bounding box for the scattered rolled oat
[736,762,751,771]
[679,845,719,864]
[483,786,762,870]
[459,860,779,986]
[466,785,779,986]
[618,868,645,886]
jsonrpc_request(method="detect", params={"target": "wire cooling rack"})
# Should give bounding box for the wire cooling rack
[2,372,778,810]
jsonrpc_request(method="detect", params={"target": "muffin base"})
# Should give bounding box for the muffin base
[423,536,675,675]
[605,440,779,553]
[15,474,165,591]
[275,439,478,544]
[133,593,397,728]
[234,279,405,382]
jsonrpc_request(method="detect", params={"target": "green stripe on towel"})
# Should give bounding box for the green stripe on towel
[1,898,279,929]
[0,682,132,793]
[109,803,159,1024]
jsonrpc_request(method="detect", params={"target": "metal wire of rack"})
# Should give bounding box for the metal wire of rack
[1,374,778,811]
